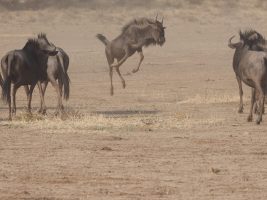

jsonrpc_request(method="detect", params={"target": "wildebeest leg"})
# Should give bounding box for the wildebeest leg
[37,81,47,114]
[115,66,126,89]
[58,80,64,109]
[247,88,255,122]
[6,86,12,121]
[132,49,144,73]
[24,85,30,101]
[236,75,243,113]
[27,83,36,114]
[105,48,114,96]
[109,67,114,96]
[12,83,20,116]
[255,85,264,124]
[50,78,63,115]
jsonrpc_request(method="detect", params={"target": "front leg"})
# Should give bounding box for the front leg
[132,48,144,73]
[27,83,37,114]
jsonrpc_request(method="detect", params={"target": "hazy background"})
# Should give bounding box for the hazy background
[0,0,266,11]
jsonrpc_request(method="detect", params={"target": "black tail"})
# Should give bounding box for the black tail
[57,55,70,100]
[96,34,110,46]
[2,54,13,103]
[2,77,11,103]
[0,73,3,89]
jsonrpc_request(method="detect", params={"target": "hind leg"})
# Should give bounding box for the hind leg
[236,75,243,113]
[255,85,265,124]
[115,66,126,89]
[247,88,255,122]
[49,78,63,115]
[58,79,64,110]
[11,83,20,116]
[105,48,115,95]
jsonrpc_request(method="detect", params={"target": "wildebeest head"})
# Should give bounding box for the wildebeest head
[37,33,58,56]
[239,29,267,51]
[153,15,166,46]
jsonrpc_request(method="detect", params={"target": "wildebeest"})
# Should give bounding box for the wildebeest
[228,31,267,124]
[231,30,267,113]
[96,16,166,95]
[1,33,57,120]
[25,46,70,115]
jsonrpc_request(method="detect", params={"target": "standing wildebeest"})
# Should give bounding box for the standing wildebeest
[231,30,267,113]
[228,31,267,124]
[22,46,70,115]
[96,16,166,95]
[1,33,57,120]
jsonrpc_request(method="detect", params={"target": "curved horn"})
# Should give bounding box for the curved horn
[248,32,258,41]
[228,35,243,49]
[155,13,158,22]
[161,17,164,24]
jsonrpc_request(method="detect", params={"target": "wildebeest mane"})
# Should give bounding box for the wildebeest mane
[23,33,48,51]
[23,38,40,50]
[121,17,155,33]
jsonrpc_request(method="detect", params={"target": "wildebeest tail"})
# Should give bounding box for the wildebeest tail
[2,54,13,103]
[0,72,3,89]
[57,56,70,100]
[96,34,110,46]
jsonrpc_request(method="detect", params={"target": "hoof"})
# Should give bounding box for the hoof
[41,110,47,115]
[238,108,243,113]
[247,115,252,122]
[122,82,126,89]
[132,68,139,73]
[256,118,262,125]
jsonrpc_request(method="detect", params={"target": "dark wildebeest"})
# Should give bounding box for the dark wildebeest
[231,30,267,113]
[96,16,166,95]
[1,33,57,120]
[228,31,267,124]
[23,46,70,115]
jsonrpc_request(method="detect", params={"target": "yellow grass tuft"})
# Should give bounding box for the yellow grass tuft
[2,109,224,133]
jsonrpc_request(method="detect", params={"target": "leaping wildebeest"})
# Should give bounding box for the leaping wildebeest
[228,30,267,124]
[96,16,166,95]
[1,33,57,120]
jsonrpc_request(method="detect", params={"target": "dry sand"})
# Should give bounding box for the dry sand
[1,1,267,199]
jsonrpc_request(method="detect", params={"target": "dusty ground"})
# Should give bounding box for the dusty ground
[1,1,267,199]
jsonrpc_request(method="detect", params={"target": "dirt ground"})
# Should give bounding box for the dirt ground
[1,1,267,199]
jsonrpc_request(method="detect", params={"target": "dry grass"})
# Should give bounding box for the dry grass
[1,109,224,133]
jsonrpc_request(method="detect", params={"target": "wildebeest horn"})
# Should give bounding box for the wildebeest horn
[161,17,164,24]
[228,35,243,49]
[248,33,258,41]
[155,14,158,22]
